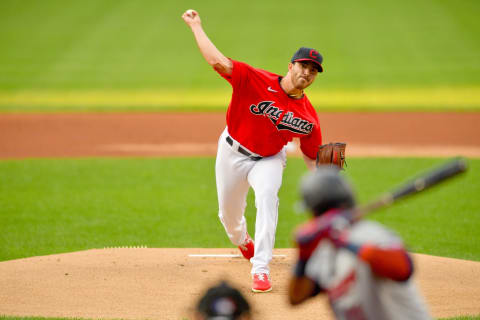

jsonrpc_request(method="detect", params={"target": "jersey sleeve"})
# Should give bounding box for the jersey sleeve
[299,111,322,160]
[357,245,414,282]
[343,221,414,282]
[214,59,251,89]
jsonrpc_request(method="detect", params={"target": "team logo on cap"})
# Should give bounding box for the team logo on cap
[249,101,314,134]
[309,50,319,59]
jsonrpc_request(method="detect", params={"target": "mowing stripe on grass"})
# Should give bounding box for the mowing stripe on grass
[0,86,479,111]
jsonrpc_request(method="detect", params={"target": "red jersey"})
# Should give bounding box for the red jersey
[216,60,322,159]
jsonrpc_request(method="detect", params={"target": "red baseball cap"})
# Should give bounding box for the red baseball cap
[291,47,324,72]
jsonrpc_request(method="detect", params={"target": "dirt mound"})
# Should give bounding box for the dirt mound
[1,248,479,319]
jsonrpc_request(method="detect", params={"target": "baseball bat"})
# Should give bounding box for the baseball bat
[352,157,468,220]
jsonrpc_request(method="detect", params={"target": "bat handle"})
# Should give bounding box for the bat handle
[353,193,393,220]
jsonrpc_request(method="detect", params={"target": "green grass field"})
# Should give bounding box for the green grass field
[1,0,479,111]
[1,0,479,90]
[1,157,479,262]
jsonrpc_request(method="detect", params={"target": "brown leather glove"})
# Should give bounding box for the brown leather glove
[316,142,347,169]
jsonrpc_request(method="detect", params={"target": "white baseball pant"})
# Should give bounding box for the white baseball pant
[216,127,287,275]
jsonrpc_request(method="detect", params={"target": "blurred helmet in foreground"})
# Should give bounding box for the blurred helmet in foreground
[300,166,356,216]
[196,281,251,320]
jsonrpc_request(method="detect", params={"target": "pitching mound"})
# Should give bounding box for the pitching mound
[1,248,479,319]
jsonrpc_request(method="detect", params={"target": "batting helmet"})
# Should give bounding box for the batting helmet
[300,166,356,216]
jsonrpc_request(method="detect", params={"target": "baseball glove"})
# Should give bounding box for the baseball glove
[316,142,347,169]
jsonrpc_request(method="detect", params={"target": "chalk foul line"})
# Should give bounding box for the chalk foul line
[188,254,287,258]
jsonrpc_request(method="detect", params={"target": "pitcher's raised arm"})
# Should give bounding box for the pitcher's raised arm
[181,9,233,75]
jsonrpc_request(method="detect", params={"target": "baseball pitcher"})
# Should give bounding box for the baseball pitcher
[289,167,431,319]
[182,9,324,292]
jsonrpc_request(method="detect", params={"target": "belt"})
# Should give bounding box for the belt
[226,136,263,161]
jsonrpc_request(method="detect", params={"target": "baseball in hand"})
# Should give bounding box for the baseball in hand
[182,9,200,26]
[184,9,197,20]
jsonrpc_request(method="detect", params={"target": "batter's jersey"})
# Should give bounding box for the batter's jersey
[305,220,431,320]
[216,60,322,159]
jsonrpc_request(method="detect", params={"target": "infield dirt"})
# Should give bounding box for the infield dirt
[1,112,480,158]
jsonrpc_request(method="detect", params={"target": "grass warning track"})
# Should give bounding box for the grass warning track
[0,86,479,112]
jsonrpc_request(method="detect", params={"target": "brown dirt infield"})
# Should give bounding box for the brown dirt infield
[1,112,480,158]
[1,112,480,319]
